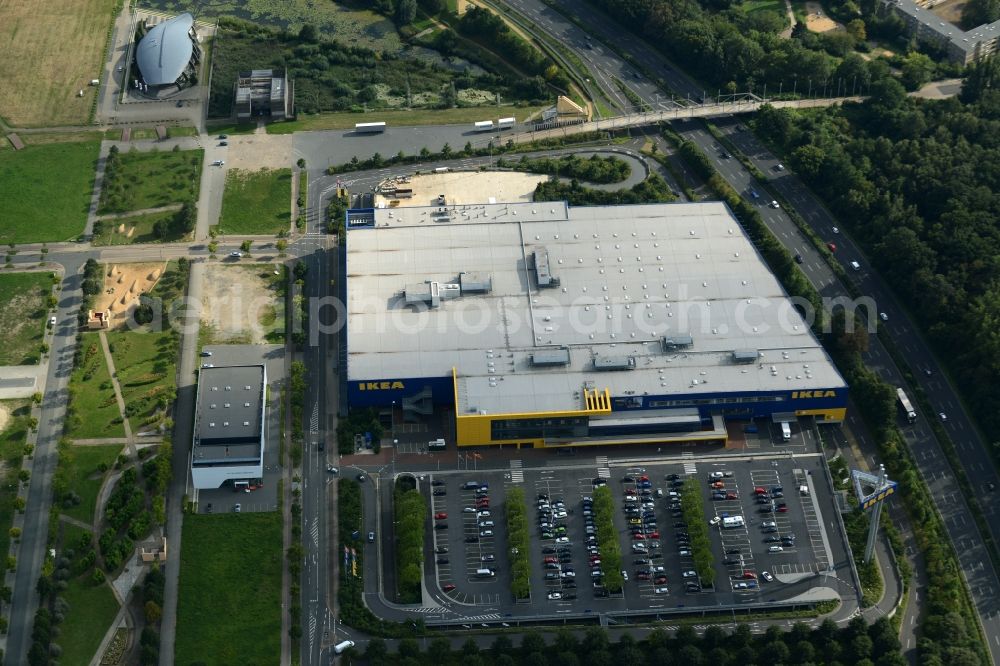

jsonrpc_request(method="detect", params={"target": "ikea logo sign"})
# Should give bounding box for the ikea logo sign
[358,381,405,391]
[791,390,836,399]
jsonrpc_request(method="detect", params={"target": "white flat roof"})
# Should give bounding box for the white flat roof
[346,200,845,414]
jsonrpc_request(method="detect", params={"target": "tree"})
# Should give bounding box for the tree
[240,239,252,254]
[846,18,867,40]
[521,631,546,655]
[397,639,421,660]
[144,600,162,623]
[365,638,388,662]
[276,239,288,255]
[396,0,417,24]
[298,24,318,42]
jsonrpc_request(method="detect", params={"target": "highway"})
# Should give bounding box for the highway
[481,0,1000,659]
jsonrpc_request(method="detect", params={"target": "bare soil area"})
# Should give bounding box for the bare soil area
[805,1,843,31]
[931,0,969,27]
[0,403,10,433]
[199,264,284,344]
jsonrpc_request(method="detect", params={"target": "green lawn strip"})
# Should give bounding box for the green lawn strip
[592,486,623,592]
[66,333,125,440]
[98,148,203,215]
[106,329,177,432]
[740,0,786,15]
[267,105,547,134]
[91,210,185,246]
[59,575,120,666]
[175,513,282,666]
[58,443,123,525]
[0,399,31,569]
[218,168,292,235]
[0,272,54,365]
[0,141,99,244]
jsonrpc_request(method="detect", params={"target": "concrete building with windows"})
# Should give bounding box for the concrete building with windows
[881,0,1000,64]
[341,200,847,449]
[134,13,202,92]
[234,69,293,121]
[191,365,267,489]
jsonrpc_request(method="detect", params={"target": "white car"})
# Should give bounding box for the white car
[682,570,698,578]
[49,316,57,326]
[230,251,242,257]
[463,507,476,513]
[553,510,568,519]
[555,536,570,544]
[776,163,784,171]
[477,510,491,517]
[768,546,784,553]
[480,530,493,537]
[654,587,669,594]
[678,549,691,557]
[212,159,225,166]
[879,312,889,321]
[761,571,775,582]
[708,472,725,480]
[621,570,629,581]
[561,571,576,578]
[479,520,494,528]
[769,200,780,209]
[939,412,948,422]
[761,520,776,528]
[708,516,721,526]
[832,226,840,234]
[547,591,562,600]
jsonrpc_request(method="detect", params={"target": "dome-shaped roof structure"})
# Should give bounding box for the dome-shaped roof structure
[136,13,195,86]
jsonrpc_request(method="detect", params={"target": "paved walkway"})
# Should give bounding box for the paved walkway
[58,515,93,532]
[97,331,134,449]
[71,438,132,446]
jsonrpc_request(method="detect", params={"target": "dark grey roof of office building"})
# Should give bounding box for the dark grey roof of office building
[195,365,264,445]
[136,13,194,86]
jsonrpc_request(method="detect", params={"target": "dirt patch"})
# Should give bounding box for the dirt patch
[225,135,295,170]
[930,0,968,27]
[97,263,166,328]
[0,403,10,433]
[376,171,548,207]
[200,264,284,344]
[804,1,843,32]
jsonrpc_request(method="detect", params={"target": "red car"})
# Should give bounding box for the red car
[754,487,767,495]
[636,572,651,580]
[726,492,739,500]
[434,512,448,520]
[777,505,789,513]
[639,475,650,482]
[443,584,456,592]
[647,531,660,539]
[827,242,837,252]
[654,575,668,585]
[710,481,725,489]
[476,499,490,506]
[633,533,646,540]
[544,556,557,564]
[743,571,757,579]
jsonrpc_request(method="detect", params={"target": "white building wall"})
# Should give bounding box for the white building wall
[192,461,264,490]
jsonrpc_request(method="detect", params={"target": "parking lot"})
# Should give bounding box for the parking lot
[419,448,843,615]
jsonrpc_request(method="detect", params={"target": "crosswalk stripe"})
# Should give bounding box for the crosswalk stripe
[597,468,611,478]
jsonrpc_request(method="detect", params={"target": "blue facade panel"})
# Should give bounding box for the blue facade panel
[347,375,454,408]
[610,386,848,419]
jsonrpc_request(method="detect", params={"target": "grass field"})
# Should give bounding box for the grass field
[218,169,292,235]
[59,442,122,525]
[268,105,548,134]
[0,272,55,366]
[0,400,31,569]
[66,333,125,440]
[741,0,786,15]
[175,513,282,666]
[60,575,120,666]
[107,329,177,433]
[92,210,184,246]
[22,131,109,145]
[0,0,118,127]
[0,141,100,244]
[99,148,203,214]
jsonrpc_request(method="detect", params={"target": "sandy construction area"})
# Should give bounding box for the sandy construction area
[97,263,166,327]
[376,171,547,208]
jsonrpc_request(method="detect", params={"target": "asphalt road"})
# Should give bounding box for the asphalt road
[4,254,84,664]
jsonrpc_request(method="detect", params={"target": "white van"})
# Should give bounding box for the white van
[780,422,791,441]
[475,568,496,578]
[850,261,861,271]
[333,640,355,655]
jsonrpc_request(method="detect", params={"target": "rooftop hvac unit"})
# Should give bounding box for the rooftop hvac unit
[531,347,571,367]
[593,356,636,371]
[662,335,694,351]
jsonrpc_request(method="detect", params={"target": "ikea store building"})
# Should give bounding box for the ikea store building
[341,200,846,448]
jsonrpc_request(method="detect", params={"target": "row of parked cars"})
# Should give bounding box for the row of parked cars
[538,493,578,600]
[662,474,704,593]
[623,475,670,593]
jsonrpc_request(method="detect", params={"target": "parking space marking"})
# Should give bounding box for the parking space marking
[510,459,524,483]
[795,469,832,570]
